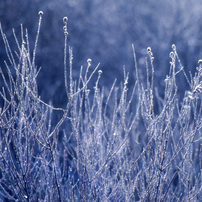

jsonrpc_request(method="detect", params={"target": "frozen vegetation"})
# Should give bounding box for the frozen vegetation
[1,10,202,201]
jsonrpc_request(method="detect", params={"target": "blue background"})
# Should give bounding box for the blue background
[0,0,202,106]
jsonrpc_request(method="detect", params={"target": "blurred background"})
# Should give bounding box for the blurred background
[1,0,202,107]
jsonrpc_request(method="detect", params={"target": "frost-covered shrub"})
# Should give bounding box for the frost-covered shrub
[1,12,202,202]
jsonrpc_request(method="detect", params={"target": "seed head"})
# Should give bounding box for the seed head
[147,47,151,53]
[38,11,43,16]
[198,59,202,65]
[63,17,68,23]
[169,52,174,58]
[172,44,176,51]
